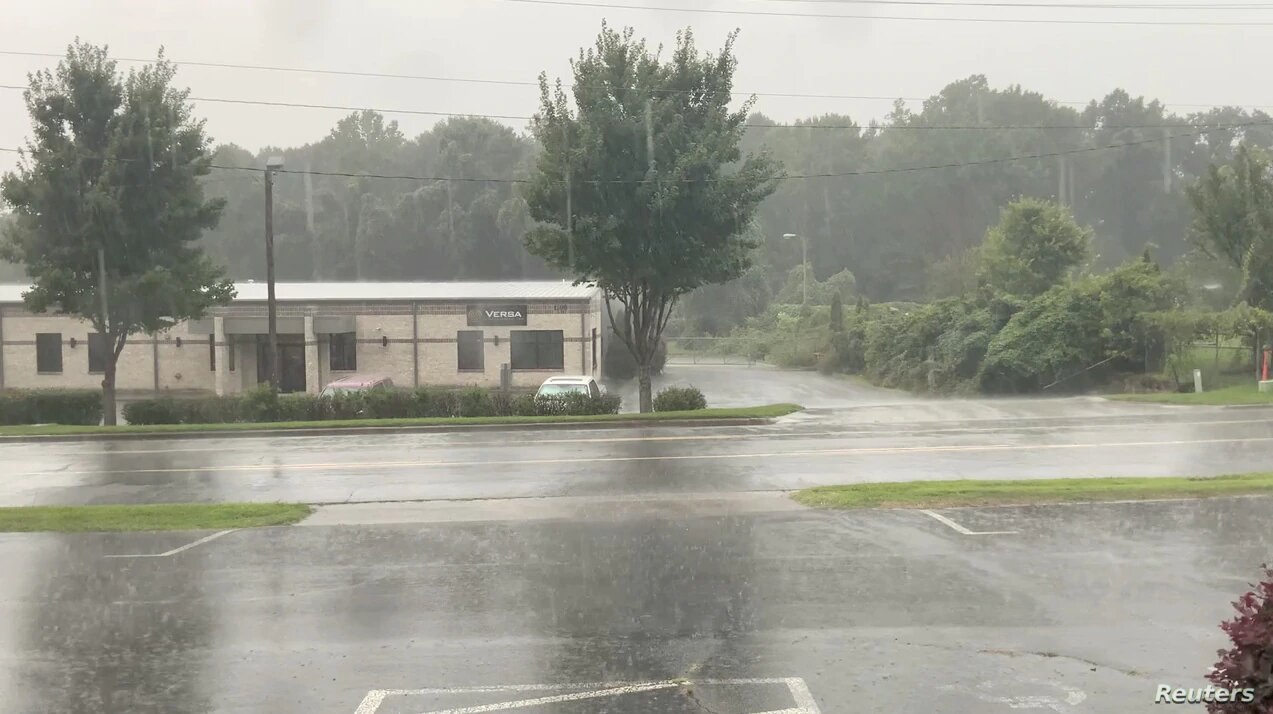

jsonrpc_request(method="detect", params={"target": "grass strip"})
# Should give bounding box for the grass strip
[1107,384,1273,406]
[0,502,313,532]
[0,403,803,437]
[791,473,1273,510]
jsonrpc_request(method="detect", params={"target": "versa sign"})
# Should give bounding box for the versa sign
[467,304,528,326]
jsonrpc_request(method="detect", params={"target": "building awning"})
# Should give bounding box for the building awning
[187,316,356,335]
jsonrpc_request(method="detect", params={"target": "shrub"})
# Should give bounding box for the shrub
[241,386,281,422]
[534,392,621,416]
[122,398,183,425]
[510,392,539,416]
[1206,565,1273,712]
[455,387,494,417]
[361,389,415,419]
[412,388,457,418]
[0,389,103,425]
[118,385,620,425]
[653,386,707,412]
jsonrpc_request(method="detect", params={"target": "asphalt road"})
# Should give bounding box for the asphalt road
[2,364,1271,713]
[0,495,1267,713]
[1,387,1271,507]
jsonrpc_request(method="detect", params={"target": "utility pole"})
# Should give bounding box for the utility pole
[264,156,283,393]
[1162,127,1172,193]
[564,123,573,268]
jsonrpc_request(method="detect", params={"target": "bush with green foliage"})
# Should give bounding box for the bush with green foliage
[0,389,103,425]
[653,386,707,412]
[122,386,621,425]
[977,197,1091,299]
[979,259,1177,393]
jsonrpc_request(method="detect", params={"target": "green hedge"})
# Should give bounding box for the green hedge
[0,389,103,425]
[123,386,622,425]
[653,386,707,412]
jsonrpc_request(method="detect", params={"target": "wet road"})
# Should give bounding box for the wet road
[2,365,1272,713]
[0,495,1267,713]
[609,359,911,410]
[1,391,1272,507]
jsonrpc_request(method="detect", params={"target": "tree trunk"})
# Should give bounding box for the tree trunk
[101,358,117,426]
[637,363,653,413]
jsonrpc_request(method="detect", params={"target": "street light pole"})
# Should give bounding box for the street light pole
[264,156,283,393]
[783,233,809,305]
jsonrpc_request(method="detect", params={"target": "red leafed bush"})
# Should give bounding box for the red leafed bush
[1208,565,1273,713]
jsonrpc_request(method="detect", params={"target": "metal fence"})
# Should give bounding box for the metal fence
[664,337,757,366]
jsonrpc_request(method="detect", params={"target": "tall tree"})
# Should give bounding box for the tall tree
[1185,144,1273,310]
[977,197,1091,298]
[1,42,233,424]
[524,24,779,411]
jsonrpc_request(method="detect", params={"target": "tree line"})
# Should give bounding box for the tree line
[188,76,1273,337]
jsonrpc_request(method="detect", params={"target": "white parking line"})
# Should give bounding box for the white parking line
[104,528,237,558]
[920,510,1017,536]
[354,677,821,714]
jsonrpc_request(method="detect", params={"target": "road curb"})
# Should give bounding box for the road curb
[0,416,777,443]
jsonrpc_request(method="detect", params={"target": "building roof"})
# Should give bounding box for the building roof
[0,280,600,304]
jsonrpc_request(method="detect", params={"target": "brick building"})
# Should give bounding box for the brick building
[0,281,604,395]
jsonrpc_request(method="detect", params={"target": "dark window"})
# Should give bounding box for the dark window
[36,333,62,373]
[511,330,564,370]
[209,334,216,371]
[457,330,484,371]
[329,332,356,371]
[591,328,597,371]
[87,333,108,374]
[228,335,235,372]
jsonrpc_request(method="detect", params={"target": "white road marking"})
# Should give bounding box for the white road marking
[17,415,1271,457]
[104,528,237,558]
[421,682,679,713]
[354,678,821,714]
[941,679,1086,712]
[44,434,1273,477]
[920,510,1017,536]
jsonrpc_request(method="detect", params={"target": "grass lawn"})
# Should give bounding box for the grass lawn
[0,403,803,437]
[1108,384,1273,406]
[791,472,1273,510]
[0,502,313,532]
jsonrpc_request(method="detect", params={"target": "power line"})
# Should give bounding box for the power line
[3,122,1245,184]
[3,84,1268,131]
[1,49,1266,109]
[496,0,1273,25]
[0,49,918,101]
[761,0,1273,9]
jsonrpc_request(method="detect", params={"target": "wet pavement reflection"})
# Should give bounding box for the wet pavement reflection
[0,496,1269,713]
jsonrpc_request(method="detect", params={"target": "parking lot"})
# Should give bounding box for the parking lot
[1,493,1266,713]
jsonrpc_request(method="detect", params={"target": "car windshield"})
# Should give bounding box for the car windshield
[538,384,588,396]
[4,7,1271,714]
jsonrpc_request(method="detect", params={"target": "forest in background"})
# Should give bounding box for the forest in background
[4,73,1270,338]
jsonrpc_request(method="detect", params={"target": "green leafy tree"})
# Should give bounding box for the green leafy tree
[523,24,780,411]
[1,42,233,424]
[829,292,844,334]
[1186,144,1273,310]
[978,197,1091,298]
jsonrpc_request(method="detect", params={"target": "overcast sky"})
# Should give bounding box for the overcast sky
[2,0,1271,173]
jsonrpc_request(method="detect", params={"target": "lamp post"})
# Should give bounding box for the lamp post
[264,156,284,392]
[783,233,808,305]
